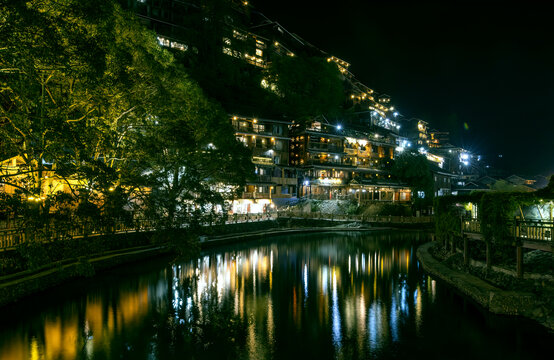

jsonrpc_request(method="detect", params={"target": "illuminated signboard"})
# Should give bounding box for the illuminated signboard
[252,156,273,165]
[317,178,343,185]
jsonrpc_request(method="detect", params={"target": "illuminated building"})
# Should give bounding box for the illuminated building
[230,115,298,213]
[0,156,85,199]
[402,118,429,146]
[428,129,450,148]
[290,119,410,202]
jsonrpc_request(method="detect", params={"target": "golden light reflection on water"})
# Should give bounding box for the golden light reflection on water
[0,232,432,359]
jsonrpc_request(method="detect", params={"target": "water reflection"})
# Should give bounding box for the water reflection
[0,231,552,360]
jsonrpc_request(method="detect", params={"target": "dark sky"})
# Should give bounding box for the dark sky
[253,0,554,176]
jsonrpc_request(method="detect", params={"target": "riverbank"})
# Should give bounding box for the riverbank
[0,243,170,307]
[417,241,554,331]
[0,219,422,307]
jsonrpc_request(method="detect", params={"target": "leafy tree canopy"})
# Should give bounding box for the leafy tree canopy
[264,55,344,121]
[0,0,251,228]
[391,152,433,204]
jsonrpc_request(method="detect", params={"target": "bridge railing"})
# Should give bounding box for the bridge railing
[512,219,553,241]
[462,218,553,242]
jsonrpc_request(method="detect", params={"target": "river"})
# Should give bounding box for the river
[0,231,552,359]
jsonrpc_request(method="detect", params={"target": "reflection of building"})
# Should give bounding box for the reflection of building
[230,115,298,213]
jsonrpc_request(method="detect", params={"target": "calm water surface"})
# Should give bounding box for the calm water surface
[0,231,553,359]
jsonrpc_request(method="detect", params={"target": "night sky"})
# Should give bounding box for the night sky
[254,0,554,176]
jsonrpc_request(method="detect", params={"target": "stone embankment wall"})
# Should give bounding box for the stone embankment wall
[417,242,554,330]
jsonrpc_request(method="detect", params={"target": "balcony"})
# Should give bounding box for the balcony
[272,177,298,185]
[242,192,271,199]
[307,143,344,153]
[305,160,343,167]
[250,175,273,183]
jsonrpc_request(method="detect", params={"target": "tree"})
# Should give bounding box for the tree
[263,56,344,121]
[1,0,251,230]
[391,152,434,205]
[131,64,252,228]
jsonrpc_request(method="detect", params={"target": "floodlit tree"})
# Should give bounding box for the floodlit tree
[0,0,251,229]
[131,64,252,228]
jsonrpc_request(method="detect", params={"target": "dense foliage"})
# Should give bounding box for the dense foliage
[391,152,434,206]
[263,55,344,121]
[0,0,251,229]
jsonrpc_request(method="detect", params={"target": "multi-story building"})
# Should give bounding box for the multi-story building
[230,115,298,213]
[290,119,410,203]
[428,129,450,148]
[402,118,429,147]
[432,145,482,188]
[117,1,426,209]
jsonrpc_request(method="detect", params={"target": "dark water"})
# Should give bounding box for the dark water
[1,231,553,359]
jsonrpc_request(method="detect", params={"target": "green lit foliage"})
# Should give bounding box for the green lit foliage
[479,193,518,245]
[434,195,463,242]
[0,0,251,230]
[391,152,433,206]
[264,56,344,121]
[0,0,161,199]
[131,65,252,228]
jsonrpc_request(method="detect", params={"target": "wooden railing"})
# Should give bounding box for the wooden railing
[462,219,481,233]
[462,218,553,242]
[512,219,553,241]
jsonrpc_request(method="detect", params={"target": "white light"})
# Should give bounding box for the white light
[396,146,405,152]
[460,153,469,160]
[334,155,339,160]
[304,180,310,186]
[337,124,342,130]
[393,112,399,117]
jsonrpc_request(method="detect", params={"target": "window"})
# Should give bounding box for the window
[274,156,280,165]
[256,49,263,57]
